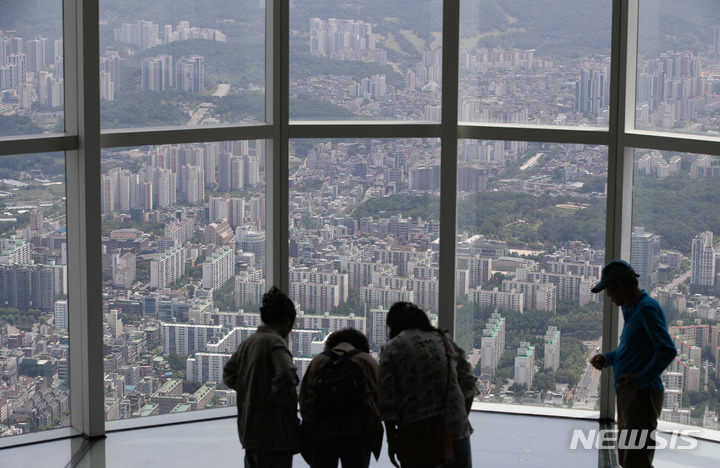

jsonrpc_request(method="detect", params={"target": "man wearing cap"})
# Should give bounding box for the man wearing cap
[589,259,677,468]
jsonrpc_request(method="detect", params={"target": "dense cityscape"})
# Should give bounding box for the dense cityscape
[2,2,720,439]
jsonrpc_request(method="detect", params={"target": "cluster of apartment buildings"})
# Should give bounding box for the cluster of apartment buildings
[0,34,64,109]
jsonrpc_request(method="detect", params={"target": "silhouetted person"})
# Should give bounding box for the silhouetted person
[589,260,677,468]
[223,286,300,468]
[378,302,478,468]
[299,328,383,467]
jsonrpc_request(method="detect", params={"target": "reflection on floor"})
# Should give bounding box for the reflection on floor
[2,411,719,467]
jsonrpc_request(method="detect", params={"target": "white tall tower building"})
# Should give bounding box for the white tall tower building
[543,326,560,371]
[480,312,505,376]
[54,299,69,331]
[514,342,535,388]
[691,231,716,287]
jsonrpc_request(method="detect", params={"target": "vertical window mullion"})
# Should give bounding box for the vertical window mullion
[265,0,290,292]
[438,0,460,336]
[66,0,105,438]
[601,0,639,420]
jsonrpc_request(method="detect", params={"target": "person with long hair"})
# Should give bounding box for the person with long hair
[378,302,478,468]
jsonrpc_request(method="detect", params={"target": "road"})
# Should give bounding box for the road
[574,337,603,409]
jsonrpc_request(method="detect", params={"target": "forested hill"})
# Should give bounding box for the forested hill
[348,172,720,255]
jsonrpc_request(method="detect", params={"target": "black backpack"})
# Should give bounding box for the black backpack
[312,348,366,419]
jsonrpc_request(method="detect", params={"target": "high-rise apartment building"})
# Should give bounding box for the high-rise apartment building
[368,307,388,350]
[161,323,224,356]
[631,226,661,289]
[54,299,68,331]
[469,287,524,313]
[514,342,535,388]
[175,55,204,94]
[289,281,340,315]
[236,228,265,260]
[543,326,561,371]
[202,246,235,290]
[691,231,716,287]
[480,312,505,376]
[141,55,173,92]
[234,273,265,309]
[150,246,185,289]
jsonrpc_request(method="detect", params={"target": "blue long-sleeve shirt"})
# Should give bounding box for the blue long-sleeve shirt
[604,291,677,391]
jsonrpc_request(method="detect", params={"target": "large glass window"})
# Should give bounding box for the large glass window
[632,148,720,430]
[1,0,720,452]
[288,138,441,364]
[457,140,607,412]
[635,1,720,136]
[98,0,266,129]
[0,152,68,437]
[0,1,64,136]
[458,1,612,127]
[100,140,265,421]
[289,2,442,121]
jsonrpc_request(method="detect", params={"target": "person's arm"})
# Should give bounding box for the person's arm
[270,343,299,406]
[452,339,479,395]
[378,344,402,467]
[363,356,380,402]
[377,346,399,423]
[298,355,322,416]
[632,306,677,388]
[449,338,479,411]
[222,349,239,391]
[603,350,617,367]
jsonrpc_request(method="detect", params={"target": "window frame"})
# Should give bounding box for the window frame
[0,0,719,449]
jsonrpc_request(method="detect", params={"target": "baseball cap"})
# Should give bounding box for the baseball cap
[591,259,640,293]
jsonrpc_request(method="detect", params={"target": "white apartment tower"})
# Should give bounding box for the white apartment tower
[54,299,68,331]
[543,326,560,371]
[202,246,235,290]
[480,312,505,376]
[691,231,716,287]
[150,246,185,289]
[514,342,535,388]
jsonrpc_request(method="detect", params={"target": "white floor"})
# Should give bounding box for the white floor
[2,412,718,467]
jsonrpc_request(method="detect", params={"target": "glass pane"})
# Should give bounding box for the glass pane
[288,138,441,369]
[459,2,612,127]
[635,2,720,136]
[99,1,265,130]
[101,140,266,421]
[456,140,607,413]
[0,152,68,437]
[0,2,64,136]
[632,149,720,434]
[290,2,442,121]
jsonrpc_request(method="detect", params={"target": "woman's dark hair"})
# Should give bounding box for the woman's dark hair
[386,302,436,339]
[325,328,370,353]
[260,286,296,325]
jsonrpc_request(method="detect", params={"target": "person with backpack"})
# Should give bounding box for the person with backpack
[299,327,383,468]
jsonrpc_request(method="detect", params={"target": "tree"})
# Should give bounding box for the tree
[165,353,188,373]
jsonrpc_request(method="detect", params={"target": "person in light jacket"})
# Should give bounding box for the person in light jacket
[378,302,479,468]
[223,286,300,468]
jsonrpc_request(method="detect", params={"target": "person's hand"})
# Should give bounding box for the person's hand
[617,374,637,394]
[388,438,400,468]
[385,423,400,467]
[590,353,607,370]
